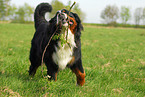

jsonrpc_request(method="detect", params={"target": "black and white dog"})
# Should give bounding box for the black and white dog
[29,3,85,86]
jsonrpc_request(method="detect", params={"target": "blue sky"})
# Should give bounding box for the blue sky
[11,0,145,24]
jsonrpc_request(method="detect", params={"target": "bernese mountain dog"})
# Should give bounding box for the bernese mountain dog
[29,3,85,86]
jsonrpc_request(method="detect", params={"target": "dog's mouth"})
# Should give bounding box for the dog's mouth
[56,11,73,27]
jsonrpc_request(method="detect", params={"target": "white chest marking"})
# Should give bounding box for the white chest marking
[52,29,76,70]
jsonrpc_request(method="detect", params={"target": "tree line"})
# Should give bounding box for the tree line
[101,5,145,26]
[0,0,34,23]
[1,0,145,26]
[0,0,85,23]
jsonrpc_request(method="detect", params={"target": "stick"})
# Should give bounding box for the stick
[41,26,59,78]
[66,1,76,44]
[69,2,76,12]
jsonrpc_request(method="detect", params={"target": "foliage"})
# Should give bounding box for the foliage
[134,8,142,26]
[24,3,34,21]
[0,24,145,96]
[101,5,119,25]
[0,0,10,20]
[7,4,17,20]
[67,1,86,22]
[15,6,25,23]
[120,6,131,24]
[12,3,34,23]
[0,1,34,23]
[142,8,145,25]
[71,2,86,22]
[49,0,65,18]
[52,29,71,47]
[100,5,145,26]
[48,0,85,22]
[52,33,68,47]
[0,0,85,23]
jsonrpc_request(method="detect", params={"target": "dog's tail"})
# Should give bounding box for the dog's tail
[34,3,52,29]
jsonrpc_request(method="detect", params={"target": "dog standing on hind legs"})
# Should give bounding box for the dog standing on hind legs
[29,3,85,86]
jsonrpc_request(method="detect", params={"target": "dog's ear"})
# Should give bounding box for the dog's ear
[72,13,83,31]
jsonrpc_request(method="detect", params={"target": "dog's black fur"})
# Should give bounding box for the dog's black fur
[29,3,85,86]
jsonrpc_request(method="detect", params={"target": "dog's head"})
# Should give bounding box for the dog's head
[52,9,83,34]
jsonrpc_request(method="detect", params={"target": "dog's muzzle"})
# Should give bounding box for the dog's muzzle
[57,11,68,26]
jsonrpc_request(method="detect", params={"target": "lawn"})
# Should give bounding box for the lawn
[0,23,145,97]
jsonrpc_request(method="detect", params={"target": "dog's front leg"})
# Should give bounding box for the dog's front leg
[45,62,58,81]
[47,70,58,81]
[70,59,85,86]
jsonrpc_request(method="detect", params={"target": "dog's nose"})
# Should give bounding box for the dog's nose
[59,13,67,24]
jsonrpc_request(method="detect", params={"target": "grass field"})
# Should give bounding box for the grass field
[0,23,145,97]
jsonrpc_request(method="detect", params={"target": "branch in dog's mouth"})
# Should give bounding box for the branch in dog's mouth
[57,12,68,27]
[54,2,76,48]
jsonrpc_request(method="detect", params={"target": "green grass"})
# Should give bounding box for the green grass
[83,23,145,28]
[0,23,145,97]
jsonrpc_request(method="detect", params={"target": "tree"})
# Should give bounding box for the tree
[48,0,85,22]
[15,6,25,22]
[12,3,34,23]
[0,0,10,20]
[134,8,142,26]
[8,4,17,20]
[120,6,131,24]
[69,2,86,22]
[5,0,10,19]
[142,8,145,25]
[0,0,5,20]
[101,5,119,25]
[49,0,65,18]
[23,3,34,21]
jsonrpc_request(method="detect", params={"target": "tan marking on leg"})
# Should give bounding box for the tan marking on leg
[69,56,75,65]
[55,72,57,81]
[72,68,85,86]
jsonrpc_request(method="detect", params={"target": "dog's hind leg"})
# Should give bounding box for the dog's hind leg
[29,48,41,76]
[29,60,41,76]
